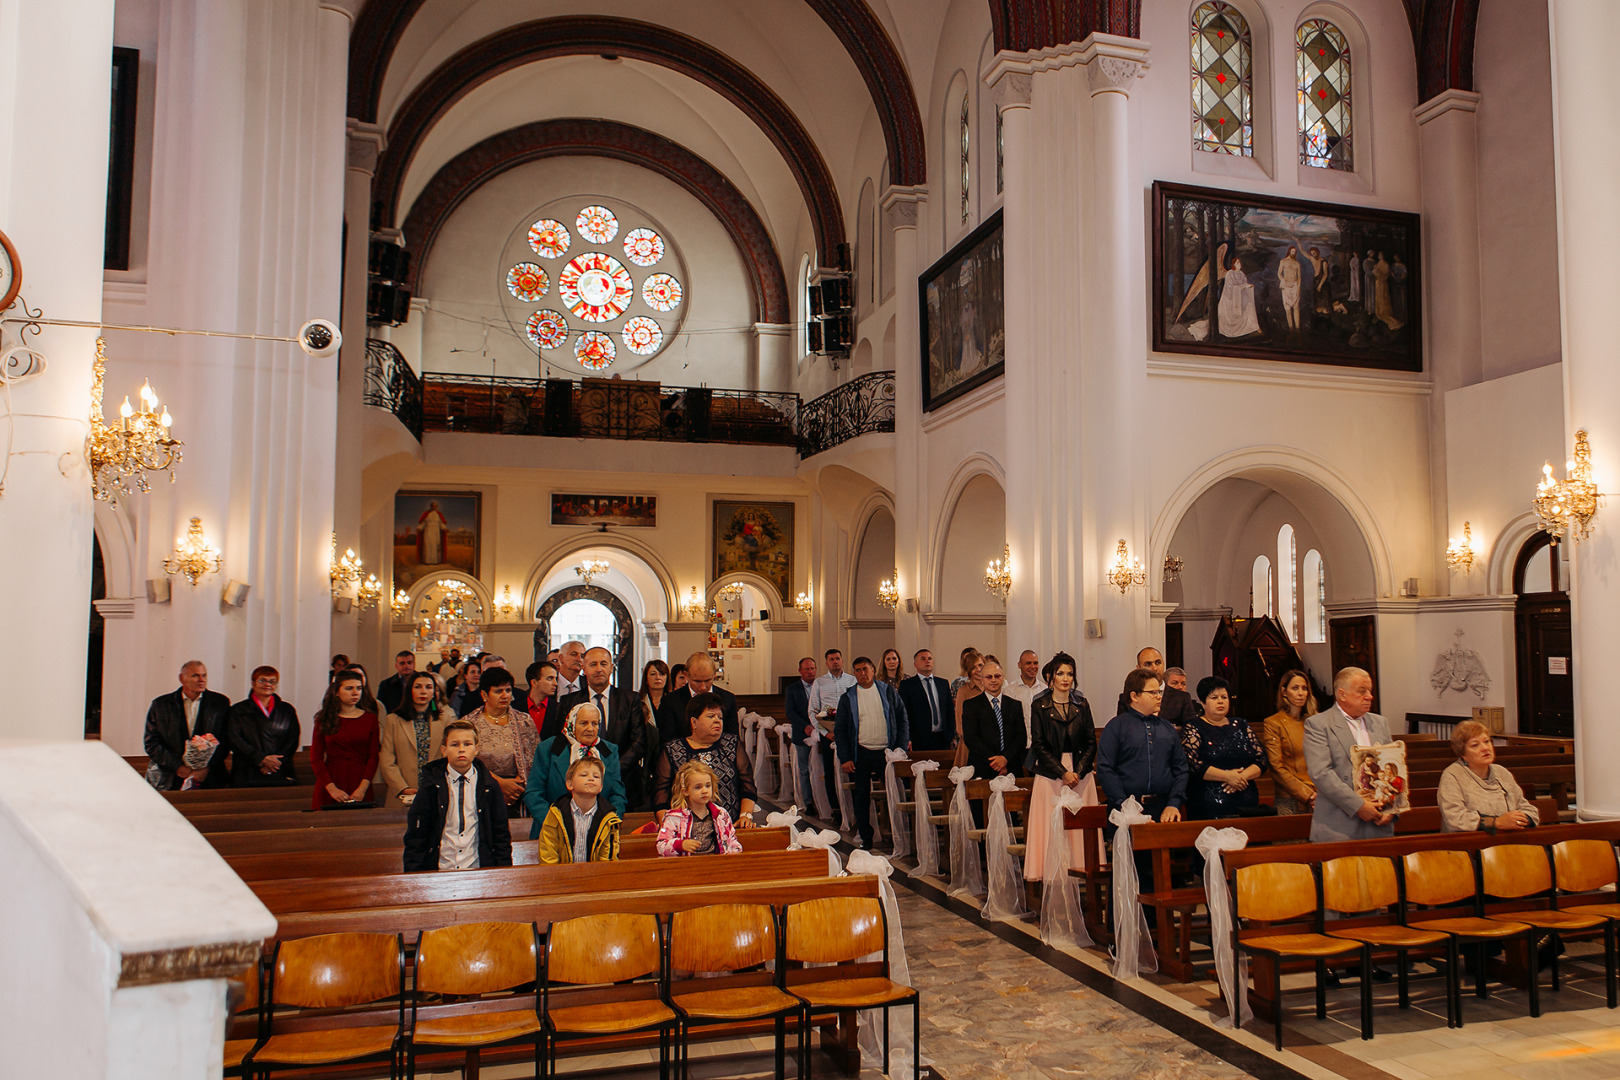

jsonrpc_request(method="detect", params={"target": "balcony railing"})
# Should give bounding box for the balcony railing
[363,340,893,457]
[362,338,423,440]
[796,370,895,456]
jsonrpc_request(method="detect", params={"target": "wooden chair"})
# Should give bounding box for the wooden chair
[408,921,543,1079]
[223,963,262,1078]
[1399,850,1536,1017]
[242,932,405,1079]
[669,904,803,1080]
[783,896,919,1079]
[541,912,676,1079]
[1321,855,1457,1027]
[1553,838,1620,1007]
[1230,861,1371,1050]
[1480,844,1611,1014]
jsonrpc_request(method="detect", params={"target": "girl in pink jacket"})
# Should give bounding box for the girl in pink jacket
[656,760,744,856]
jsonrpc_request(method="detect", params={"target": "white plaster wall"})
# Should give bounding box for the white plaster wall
[418,155,757,387]
[1473,0,1562,381]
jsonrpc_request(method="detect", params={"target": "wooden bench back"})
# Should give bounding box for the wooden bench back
[1220,820,1620,874]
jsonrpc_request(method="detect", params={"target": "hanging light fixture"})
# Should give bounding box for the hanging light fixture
[682,586,707,621]
[1445,522,1476,576]
[1162,553,1184,584]
[1106,539,1147,594]
[329,533,363,595]
[984,544,1012,603]
[434,579,473,620]
[357,573,383,610]
[1533,429,1604,541]
[794,587,814,616]
[718,580,745,602]
[575,558,610,590]
[877,571,900,611]
[499,585,516,619]
[85,337,183,505]
[161,517,222,588]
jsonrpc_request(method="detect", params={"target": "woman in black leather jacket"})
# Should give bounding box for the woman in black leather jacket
[1024,652,1097,880]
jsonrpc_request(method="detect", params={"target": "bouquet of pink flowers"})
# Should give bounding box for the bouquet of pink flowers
[180,733,219,789]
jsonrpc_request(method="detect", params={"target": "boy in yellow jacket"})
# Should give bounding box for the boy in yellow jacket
[537,756,621,863]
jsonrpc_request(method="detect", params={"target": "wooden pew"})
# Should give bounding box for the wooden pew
[201,812,658,857]
[185,806,410,832]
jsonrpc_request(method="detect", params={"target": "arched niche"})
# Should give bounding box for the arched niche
[522,534,676,624]
[936,472,1007,613]
[533,583,636,689]
[850,503,897,620]
[404,569,492,619]
[705,571,787,621]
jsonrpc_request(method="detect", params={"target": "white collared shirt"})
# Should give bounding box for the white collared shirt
[856,683,887,749]
[570,798,596,862]
[810,671,856,716]
[559,674,583,697]
[438,764,482,871]
[588,686,611,730]
[1345,711,1372,748]
[182,692,201,736]
[1004,676,1046,711]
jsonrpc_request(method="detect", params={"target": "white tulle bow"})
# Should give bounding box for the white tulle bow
[909,760,941,877]
[1196,826,1252,1027]
[946,766,984,898]
[1108,797,1158,980]
[983,773,1028,921]
[1038,785,1094,949]
[794,825,844,875]
[884,749,913,858]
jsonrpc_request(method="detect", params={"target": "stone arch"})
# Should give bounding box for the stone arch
[929,454,1007,612]
[848,493,898,619]
[1150,446,1393,602]
[91,501,136,600]
[1489,513,1543,597]
[705,571,787,621]
[522,533,677,624]
[533,583,636,689]
[404,569,493,620]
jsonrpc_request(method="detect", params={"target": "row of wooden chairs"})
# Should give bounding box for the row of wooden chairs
[228,895,918,1080]
[1228,835,1620,1050]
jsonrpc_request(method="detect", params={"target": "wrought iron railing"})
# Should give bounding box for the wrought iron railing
[796,370,896,456]
[362,338,423,440]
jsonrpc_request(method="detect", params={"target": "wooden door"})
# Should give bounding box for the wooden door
[1514,533,1573,738]
[1329,615,1379,714]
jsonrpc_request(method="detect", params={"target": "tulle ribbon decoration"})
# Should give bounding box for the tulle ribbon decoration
[946,766,985,898]
[884,749,912,858]
[1196,826,1253,1027]
[752,718,777,797]
[784,739,803,809]
[765,804,804,848]
[844,850,929,1077]
[1108,797,1158,980]
[1039,786,1095,949]
[834,747,859,833]
[775,725,793,800]
[794,825,844,876]
[909,760,941,878]
[804,724,836,821]
[982,773,1030,922]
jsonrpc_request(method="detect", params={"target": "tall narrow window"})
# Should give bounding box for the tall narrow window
[1302,548,1326,643]
[1191,2,1253,156]
[1252,555,1273,617]
[1297,18,1352,171]
[959,94,972,222]
[1277,524,1297,640]
[995,107,1005,194]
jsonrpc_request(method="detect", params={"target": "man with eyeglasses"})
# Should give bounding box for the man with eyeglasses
[227,666,302,786]
[1097,667,1189,827]
[655,652,740,744]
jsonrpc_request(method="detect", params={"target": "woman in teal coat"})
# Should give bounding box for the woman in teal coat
[522,701,625,837]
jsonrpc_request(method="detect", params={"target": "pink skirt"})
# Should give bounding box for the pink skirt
[1022,753,1098,881]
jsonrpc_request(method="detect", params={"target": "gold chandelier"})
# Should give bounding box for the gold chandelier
[984,545,1011,603]
[718,580,745,602]
[329,534,363,594]
[1162,553,1184,583]
[86,337,182,505]
[391,587,411,620]
[877,571,899,611]
[357,573,383,610]
[162,517,222,588]
[575,558,610,589]
[795,588,814,616]
[1445,522,1476,575]
[434,578,473,620]
[1107,539,1147,594]
[1534,430,1603,541]
[682,586,707,621]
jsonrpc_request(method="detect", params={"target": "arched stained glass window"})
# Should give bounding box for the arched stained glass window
[995,107,1005,194]
[1192,2,1253,156]
[1252,555,1273,617]
[959,93,971,222]
[1297,18,1352,171]
[1278,524,1297,640]
[1302,549,1326,643]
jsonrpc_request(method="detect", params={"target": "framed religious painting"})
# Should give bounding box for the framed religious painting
[550,492,657,528]
[713,500,794,603]
[393,491,481,590]
[1152,182,1422,372]
[919,209,1005,411]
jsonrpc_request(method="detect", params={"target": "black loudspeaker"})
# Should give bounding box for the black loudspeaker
[367,239,411,283]
[835,242,852,272]
[543,379,574,436]
[808,285,824,319]
[808,321,824,354]
[685,387,712,440]
[828,314,853,349]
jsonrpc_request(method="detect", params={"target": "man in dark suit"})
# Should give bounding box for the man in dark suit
[558,647,648,810]
[375,650,416,716]
[898,648,955,751]
[656,652,739,744]
[784,656,818,807]
[960,656,1026,779]
[1115,647,1199,728]
[143,660,233,789]
[834,657,909,849]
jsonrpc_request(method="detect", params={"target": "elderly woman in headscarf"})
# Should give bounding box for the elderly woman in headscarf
[522,701,626,837]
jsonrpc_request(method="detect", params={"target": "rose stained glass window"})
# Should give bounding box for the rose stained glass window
[558,252,634,322]
[622,228,664,267]
[1192,2,1252,156]
[1298,19,1352,171]
[506,262,549,302]
[621,316,663,355]
[528,219,571,259]
[576,205,619,244]
[574,330,616,370]
[526,310,568,350]
[642,273,682,312]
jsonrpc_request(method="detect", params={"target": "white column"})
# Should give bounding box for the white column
[750,322,793,392]
[882,186,924,661]
[1549,0,1620,815]
[1415,90,1485,596]
[0,0,115,739]
[1079,36,1151,694]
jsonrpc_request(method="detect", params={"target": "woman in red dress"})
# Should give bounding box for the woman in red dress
[311,669,381,809]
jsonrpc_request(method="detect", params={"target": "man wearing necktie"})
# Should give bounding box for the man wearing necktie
[558,647,647,810]
[960,657,1026,779]
[403,719,513,872]
[899,649,956,752]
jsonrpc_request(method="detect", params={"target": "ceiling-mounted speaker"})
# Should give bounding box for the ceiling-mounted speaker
[808,284,825,319]
[835,243,852,272]
[808,321,825,354]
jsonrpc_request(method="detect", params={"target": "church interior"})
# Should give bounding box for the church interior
[4,0,1620,1077]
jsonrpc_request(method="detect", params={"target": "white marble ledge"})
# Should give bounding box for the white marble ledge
[0,740,276,954]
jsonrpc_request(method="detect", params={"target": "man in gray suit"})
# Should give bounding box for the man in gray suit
[1305,667,1395,843]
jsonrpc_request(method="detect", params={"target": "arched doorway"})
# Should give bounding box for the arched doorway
[533,585,635,689]
[1514,532,1572,737]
